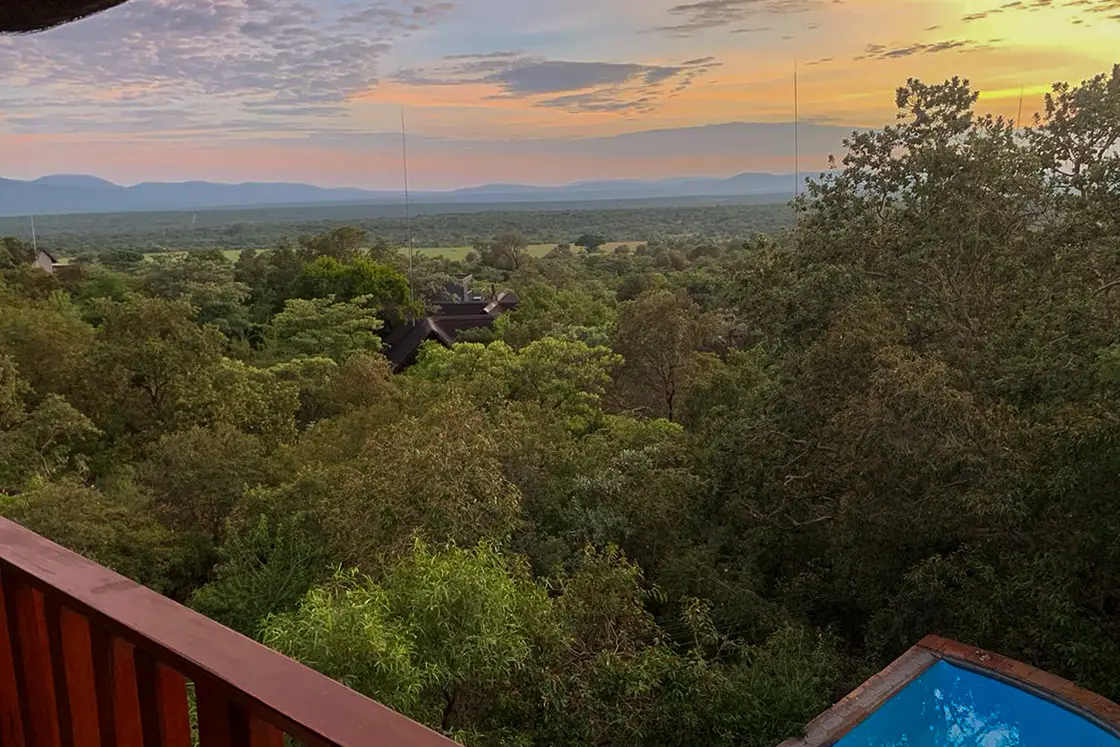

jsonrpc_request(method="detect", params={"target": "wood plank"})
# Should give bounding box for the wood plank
[195,681,250,747]
[44,597,75,747]
[0,518,458,747]
[112,639,143,747]
[12,583,61,747]
[134,647,162,747]
[89,626,117,747]
[155,665,191,747]
[133,649,192,747]
[249,718,286,747]
[57,608,101,747]
[0,571,26,747]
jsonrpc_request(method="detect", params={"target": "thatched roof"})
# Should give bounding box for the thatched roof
[0,1,129,33]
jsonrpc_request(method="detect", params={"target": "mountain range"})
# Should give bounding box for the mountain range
[0,173,803,218]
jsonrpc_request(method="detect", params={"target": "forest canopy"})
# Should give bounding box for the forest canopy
[2,66,1120,747]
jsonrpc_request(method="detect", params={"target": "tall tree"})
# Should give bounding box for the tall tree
[613,290,715,421]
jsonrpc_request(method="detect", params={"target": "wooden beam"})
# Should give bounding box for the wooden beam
[0,517,455,747]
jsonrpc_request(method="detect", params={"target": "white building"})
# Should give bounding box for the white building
[34,249,58,274]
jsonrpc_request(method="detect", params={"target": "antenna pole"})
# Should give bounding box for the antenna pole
[30,215,37,252]
[1016,86,1024,129]
[794,61,799,201]
[400,107,414,299]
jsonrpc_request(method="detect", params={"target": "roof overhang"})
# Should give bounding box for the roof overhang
[1,1,129,34]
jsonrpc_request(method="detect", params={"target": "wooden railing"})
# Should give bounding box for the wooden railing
[0,517,458,747]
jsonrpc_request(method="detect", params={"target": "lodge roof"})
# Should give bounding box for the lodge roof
[0,1,129,33]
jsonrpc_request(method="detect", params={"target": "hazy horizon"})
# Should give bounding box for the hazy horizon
[2,169,795,191]
[1,0,1116,189]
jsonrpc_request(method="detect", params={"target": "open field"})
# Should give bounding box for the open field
[412,241,639,261]
[1,200,792,256]
[129,242,640,264]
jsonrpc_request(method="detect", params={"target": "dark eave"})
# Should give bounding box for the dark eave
[1,1,129,33]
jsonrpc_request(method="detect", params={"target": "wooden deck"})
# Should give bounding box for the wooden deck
[0,516,458,747]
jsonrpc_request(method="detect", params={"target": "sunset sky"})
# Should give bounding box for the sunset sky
[0,0,1116,188]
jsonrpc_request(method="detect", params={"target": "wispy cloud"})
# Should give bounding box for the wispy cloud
[0,0,455,133]
[854,39,988,61]
[962,0,1119,23]
[397,53,720,113]
[653,0,833,36]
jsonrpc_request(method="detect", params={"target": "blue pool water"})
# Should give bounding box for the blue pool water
[836,660,1120,747]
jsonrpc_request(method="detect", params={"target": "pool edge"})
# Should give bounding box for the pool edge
[777,635,1120,747]
[920,634,1120,740]
[776,643,937,747]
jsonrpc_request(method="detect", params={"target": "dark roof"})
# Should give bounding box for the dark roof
[385,319,441,370]
[435,301,491,316]
[431,315,499,339]
[384,316,503,370]
[381,320,418,350]
[1,1,129,33]
[483,290,520,315]
[384,290,520,371]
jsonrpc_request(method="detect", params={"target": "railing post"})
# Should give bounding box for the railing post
[112,639,143,747]
[134,649,191,747]
[196,679,284,747]
[43,598,74,747]
[195,680,249,747]
[0,569,27,747]
[89,625,118,747]
[54,607,101,747]
[1,518,461,747]
[2,571,62,747]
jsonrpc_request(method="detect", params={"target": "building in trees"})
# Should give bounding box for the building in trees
[34,249,58,274]
[384,290,520,370]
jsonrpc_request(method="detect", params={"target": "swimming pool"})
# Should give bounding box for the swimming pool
[836,659,1120,747]
[779,637,1120,747]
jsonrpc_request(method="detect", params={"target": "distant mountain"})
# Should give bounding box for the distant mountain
[30,174,119,190]
[0,172,808,218]
[449,173,798,202]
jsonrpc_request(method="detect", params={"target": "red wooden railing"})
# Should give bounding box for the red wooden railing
[0,516,458,747]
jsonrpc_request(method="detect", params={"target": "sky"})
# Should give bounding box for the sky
[0,0,1116,189]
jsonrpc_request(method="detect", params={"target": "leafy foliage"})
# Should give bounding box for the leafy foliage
[3,67,1120,747]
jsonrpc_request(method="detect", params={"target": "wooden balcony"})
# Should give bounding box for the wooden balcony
[0,516,458,747]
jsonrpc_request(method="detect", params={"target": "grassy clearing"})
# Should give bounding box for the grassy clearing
[413,242,640,261]
[133,242,644,263]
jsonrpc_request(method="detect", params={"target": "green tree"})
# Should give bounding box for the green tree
[0,480,179,594]
[83,296,226,438]
[0,355,100,491]
[0,291,93,399]
[410,338,620,426]
[264,542,552,735]
[252,393,520,572]
[140,423,269,543]
[0,237,34,269]
[493,282,616,349]
[575,234,607,252]
[298,226,368,262]
[294,255,415,317]
[613,290,715,421]
[479,233,529,271]
[138,251,251,338]
[266,296,384,363]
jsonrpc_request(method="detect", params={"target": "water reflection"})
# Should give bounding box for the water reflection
[927,683,1020,746]
[836,661,1118,747]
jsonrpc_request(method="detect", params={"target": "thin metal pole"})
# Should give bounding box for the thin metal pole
[794,61,799,200]
[1017,86,1024,129]
[400,107,413,284]
[30,215,37,252]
